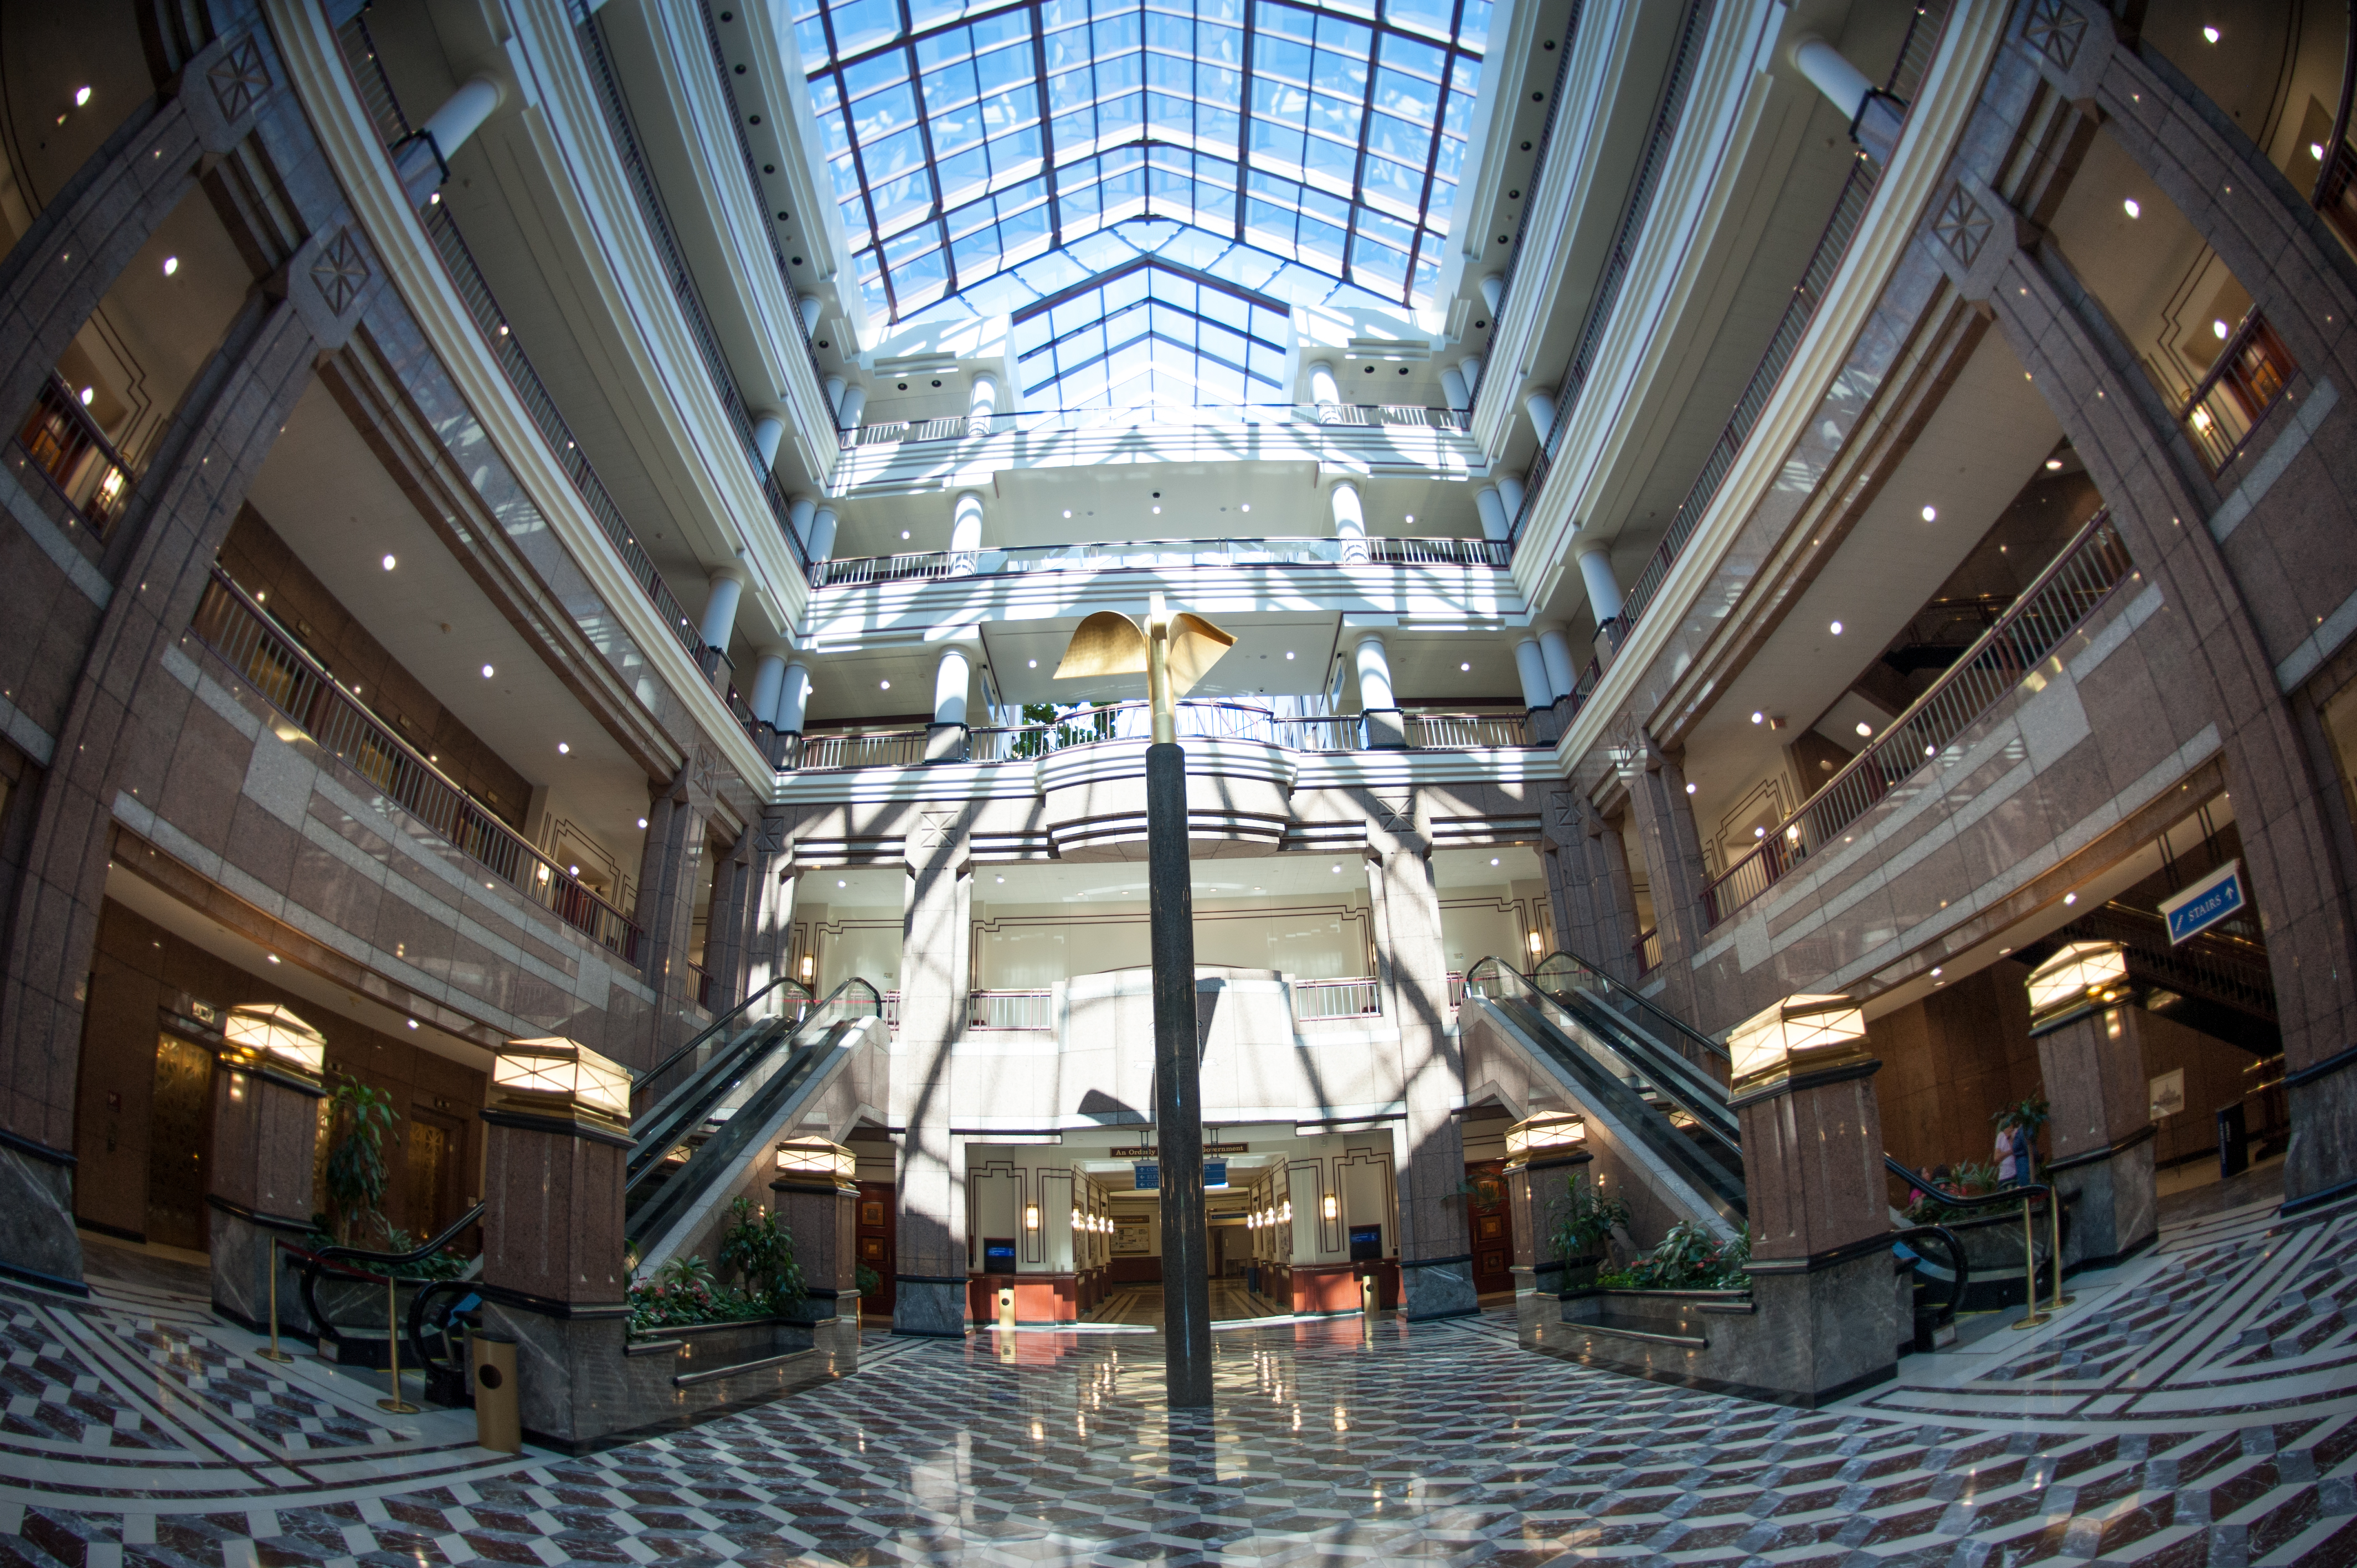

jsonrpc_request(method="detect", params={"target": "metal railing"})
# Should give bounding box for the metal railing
[2058,900,2277,1023]
[1507,0,1716,544]
[1407,712,1530,749]
[565,0,814,574]
[840,400,1471,451]
[1701,511,2134,925]
[2178,308,2297,476]
[1447,971,1466,1011]
[1635,927,1661,976]
[329,14,728,670]
[969,989,1053,1030]
[1293,977,1381,1022]
[1465,0,1588,406]
[1515,0,1949,570]
[191,570,644,960]
[691,962,714,1010]
[1530,947,1728,1072]
[813,533,1510,587]
[798,730,931,770]
[882,991,900,1032]
[11,374,135,541]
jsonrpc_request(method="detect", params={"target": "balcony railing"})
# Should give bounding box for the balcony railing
[840,400,1471,451]
[691,962,714,1010]
[10,374,136,545]
[330,16,731,673]
[1406,712,1530,750]
[1700,511,2134,926]
[2179,308,2297,476]
[1446,971,1466,1012]
[189,570,644,961]
[814,533,1509,588]
[1293,977,1381,1022]
[798,730,932,771]
[969,989,1053,1030]
[1635,926,1661,976]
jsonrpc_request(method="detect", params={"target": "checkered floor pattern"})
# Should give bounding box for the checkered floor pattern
[0,1194,2349,1565]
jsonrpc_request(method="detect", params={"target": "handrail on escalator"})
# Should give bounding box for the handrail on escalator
[1532,948,1730,1062]
[634,974,815,1094]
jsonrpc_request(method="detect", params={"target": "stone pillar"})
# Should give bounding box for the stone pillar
[1542,790,1641,980]
[702,823,758,1012]
[1504,1146,1593,1297]
[1624,744,1711,1022]
[1330,479,1368,562]
[770,1139,860,1358]
[966,375,997,437]
[0,29,271,436]
[2034,1002,2159,1270]
[1933,179,2357,1208]
[1727,997,1901,1404]
[1476,487,1511,542]
[0,223,375,1288]
[744,857,797,999]
[927,646,971,762]
[894,811,974,1334]
[1354,632,1402,748]
[806,506,839,563]
[630,759,714,1062]
[207,1010,326,1334]
[1365,803,1476,1320]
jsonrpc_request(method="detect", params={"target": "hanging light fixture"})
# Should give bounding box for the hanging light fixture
[1725,995,1867,1096]
[222,1003,327,1085]
[492,1037,632,1135]
[2025,941,2131,1032]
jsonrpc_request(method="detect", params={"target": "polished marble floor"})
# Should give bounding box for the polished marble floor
[1,1188,2350,1566]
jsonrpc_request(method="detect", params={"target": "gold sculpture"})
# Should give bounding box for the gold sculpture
[1053,592,1234,744]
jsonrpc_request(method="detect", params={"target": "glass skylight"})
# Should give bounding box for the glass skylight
[1011,261,1288,407]
[795,0,1486,328]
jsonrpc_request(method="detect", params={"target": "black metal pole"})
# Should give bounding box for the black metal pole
[1146,739,1212,1407]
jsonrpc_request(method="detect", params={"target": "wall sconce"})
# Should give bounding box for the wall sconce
[1281,1199,1292,1223]
[222,1002,326,1085]
[1726,994,1867,1096]
[1071,1207,1082,1228]
[1526,930,1544,956]
[1024,1203,1041,1231]
[492,1036,632,1136]
[799,953,815,981]
[1320,1192,1338,1221]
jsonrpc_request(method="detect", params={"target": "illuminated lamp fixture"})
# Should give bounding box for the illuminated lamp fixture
[1024,1203,1041,1231]
[1320,1192,1339,1221]
[2024,941,2131,1034]
[1503,1112,1587,1162]
[221,1003,327,1086]
[1527,930,1545,955]
[1725,994,1868,1097]
[1072,1208,1083,1228]
[1280,1199,1292,1223]
[774,1134,857,1185]
[492,1037,632,1137]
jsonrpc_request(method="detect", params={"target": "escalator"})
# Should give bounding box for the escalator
[624,977,883,1264]
[1462,954,1746,1232]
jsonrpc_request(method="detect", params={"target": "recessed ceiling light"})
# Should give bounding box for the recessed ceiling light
[996,875,1005,882]
[1489,857,1499,866]
[1404,514,1414,524]
[838,879,848,888]
[901,529,911,539]
[1330,865,1341,873]
[1459,662,1471,671]
[1856,721,1873,737]
[558,742,570,754]
[1930,966,1943,977]
[267,954,281,964]
[2314,142,2328,161]
[1240,503,1250,513]
[162,256,178,276]
[1999,946,2012,956]
[1750,711,1764,724]
[74,86,91,105]
[1920,504,1937,522]
[2045,458,2063,470]
[1152,506,1161,514]
[1684,782,1696,794]
[638,817,649,828]
[1028,658,1038,668]
[406,1018,418,1029]
[2123,197,2141,218]
[569,865,579,875]
[2064,891,2077,905]
[78,386,94,405]
[381,553,396,570]
[879,679,891,689]
[1284,650,1294,659]
[1753,826,1766,838]
[1829,620,1843,635]
[481,663,495,678]
[2202,24,2219,42]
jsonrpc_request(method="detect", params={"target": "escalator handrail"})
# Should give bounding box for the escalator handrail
[1892,1224,1968,1327]
[633,974,814,1092]
[294,1203,486,1356]
[626,976,882,1188]
[1885,1154,2051,1209]
[1468,956,1741,1154]
[1536,947,1731,1062]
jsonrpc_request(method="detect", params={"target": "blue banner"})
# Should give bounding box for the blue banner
[2159,859,2244,945]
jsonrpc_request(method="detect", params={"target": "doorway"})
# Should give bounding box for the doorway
[146,1033,213,1251]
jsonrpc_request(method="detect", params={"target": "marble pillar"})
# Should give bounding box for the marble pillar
[772,1166,861,1359]
[893,813,974,1335]
[205,1054,324,1334]
[2035,1003,2158,1270]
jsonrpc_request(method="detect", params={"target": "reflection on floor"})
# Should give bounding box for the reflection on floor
[1087,1281,1286,1328]
[3,1191,2350,1566]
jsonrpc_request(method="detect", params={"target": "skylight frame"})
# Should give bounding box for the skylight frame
[1009,257,1291,409]
[796,0,1486,326]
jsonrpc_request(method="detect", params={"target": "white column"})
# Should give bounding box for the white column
[950,491,984,554]
[1308,360,1341,406]
[1459,354,1483,394]
[1497,471,1526,519]
[824,375,846,417]
[800,296,824,334]
[836,384,867,429]
[775,661,812,734]
[1474,487,1510,541]
[1330,480,1367,561]
[1790,35,1872,121]
[967,375,997,437]
[749,651,788,725]
[1479,274,1504,315]
[1514,638,1553,710]
[699,572,745,653]
[1537,627,1577,700]
[1354,633,1395,712]
[751,412,785,472]
[1438,366,1468,409]
[421,75,504,159]
[933,647,971,729]
[788,496,815,548]
[807,506,838,562]
[1576,543,1624,625]
[1524,389,1556,442]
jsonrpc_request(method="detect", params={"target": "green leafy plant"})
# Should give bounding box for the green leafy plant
[856,1262,882,1298]
[1903,1158,2004,1224]
[717,1197,806,1314]
[1597,1221,1752,1291]
[321,1071,399,1245]
[1548,1172,1632,1261]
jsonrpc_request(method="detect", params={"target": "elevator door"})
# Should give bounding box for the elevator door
[147,1034,214,1250]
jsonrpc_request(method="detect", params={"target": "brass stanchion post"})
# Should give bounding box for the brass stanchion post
[2010,1195,2046,1329]
[258,1238,294,1363]
[377,1277,420,1414]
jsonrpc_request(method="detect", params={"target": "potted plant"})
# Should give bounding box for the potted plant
[1548,1172,1632,1293]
